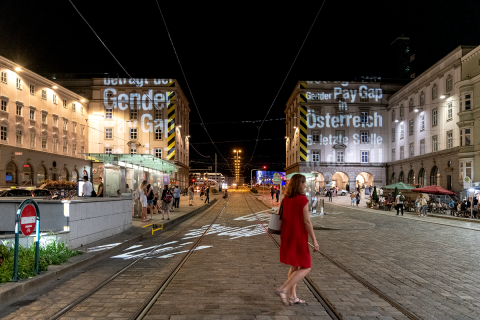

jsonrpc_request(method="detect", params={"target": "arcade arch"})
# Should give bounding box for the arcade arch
[407,170,415,184]
[356,172,374,188]
[430,166,439,186]
[6,161,17,185]
[315,173,325,192]
[399,171,404,183]
[37,164,47,185]
[390,172,396,184]
[22,163,34,185]
[332,172,349,189]
[418,168,427,187]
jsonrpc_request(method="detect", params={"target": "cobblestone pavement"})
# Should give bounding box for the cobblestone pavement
[312,202,480,319]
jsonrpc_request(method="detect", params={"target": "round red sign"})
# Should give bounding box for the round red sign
[20,204,37,236]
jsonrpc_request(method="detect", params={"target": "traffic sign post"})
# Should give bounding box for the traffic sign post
[13,199,41,281]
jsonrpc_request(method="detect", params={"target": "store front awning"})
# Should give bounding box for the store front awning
[82,153,178,174]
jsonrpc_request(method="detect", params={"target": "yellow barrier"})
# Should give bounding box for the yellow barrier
[142,223,164,235]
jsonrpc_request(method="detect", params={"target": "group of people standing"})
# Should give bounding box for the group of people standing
[349,192,361,206]
[270,186,280,203]
[138,181,181,222]
[186,184,211,206]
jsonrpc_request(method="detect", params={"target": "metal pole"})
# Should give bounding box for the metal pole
[13,208,20,282]
[35,212,40,274]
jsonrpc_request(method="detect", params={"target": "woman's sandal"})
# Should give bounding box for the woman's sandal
[290,297,306,305]
[275,289,289,306]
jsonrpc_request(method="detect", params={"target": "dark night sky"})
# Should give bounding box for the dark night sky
[1,0,480,180]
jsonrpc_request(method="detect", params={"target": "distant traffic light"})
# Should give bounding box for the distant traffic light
[192,179,195,182]
[263,166,267,169]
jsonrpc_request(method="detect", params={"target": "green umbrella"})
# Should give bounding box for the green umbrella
[394,186,399,199]
[372,186,378,202]
[382,182,416,190]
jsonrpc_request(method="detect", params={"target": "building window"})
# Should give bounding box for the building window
[447,175,452,190]
[155,128,162,140]
[1,126,7,141]
[105,128,113,139]
[30,84,35,95]
[0,72,6,83]
[447,102,453,120]
[42,113,47,124]
[432,135,438,152]
[73,123,76,133]
[446,75,453,92]
[53,116,58,127]
[131,146,137,155]
[400,146,404,160]
[420,113,425,131]
[105,107,113,119]
[80,107,84,115]
[360,111,368,123]
[312,131,320,143]
[63,99,67,108]
[409,98,414,112]
[16,105,22,116]
[130,109,138,120]
[400,123,404,139]
[447,130,453,148]
[105,148,113,154]
[465,128,471,146]
[360,131,369,144]
[392,109,395,122]
[130,128,137,140]
[16,130,22,144]
[420,139,425,155]
[336,130,345,144]
[53,138,58,152]
[361,151,368,163]
[312,150,320,162]
[392,128,395,142]
[42,90,47,100]
[30,132,35,148]
[460,129,463,147]
[53,94,58,105]
[16,78,22,90]
[72,143,76,155]
[155,148,162,158]
[420,92,425,106]
[409,143,414,157]
[63,140,68,153]
[1,100,6,112]
[81,145,84,154]
[29,109,35,120]
[392,149,395,161]
[464,94,471,111]
[72,103,76,112]
[337,151,344,163]
[81,126,85,135]
[400,105,404,117]
[466,161,473,180]
[409,120,414,135]
[155,108,162,120]
[432,84,438,100]
[432,109,438,126]
[63,119,68,130]
[42,136,47,149]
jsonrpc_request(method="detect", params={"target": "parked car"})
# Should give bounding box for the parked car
[0,189,33,197]
[31,189,52,198]
[338,189,348,196]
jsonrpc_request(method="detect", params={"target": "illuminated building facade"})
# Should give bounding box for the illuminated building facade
[0,56,91,186]
[285,81,404,190]
[48,76,191,190]
[387,45,477,194]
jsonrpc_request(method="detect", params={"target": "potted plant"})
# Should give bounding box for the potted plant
[366,201,372,208]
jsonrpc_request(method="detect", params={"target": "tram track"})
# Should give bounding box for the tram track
[244,193,422,320]
[48,198,227,320]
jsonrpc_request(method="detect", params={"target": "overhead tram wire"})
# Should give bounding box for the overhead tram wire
[154,0,231,170]
[245,0,327,169]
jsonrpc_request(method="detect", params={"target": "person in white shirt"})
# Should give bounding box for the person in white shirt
[82,176,93,197]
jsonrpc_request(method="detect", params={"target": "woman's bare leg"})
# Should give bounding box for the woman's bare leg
[279,267,311,295]
[287,266,299,299]
[149,204,153,220]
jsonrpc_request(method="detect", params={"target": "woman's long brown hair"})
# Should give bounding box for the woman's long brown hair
[285,174,306,198]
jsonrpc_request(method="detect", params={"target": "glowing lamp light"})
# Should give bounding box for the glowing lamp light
[15,67,21,71]
[440,95,446,99]
[52,86,58,89]
[81,99,85,102]
[414,108,419,112]
[395,119,399,123]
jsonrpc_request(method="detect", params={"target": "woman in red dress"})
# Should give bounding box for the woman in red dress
[276,174,319,306]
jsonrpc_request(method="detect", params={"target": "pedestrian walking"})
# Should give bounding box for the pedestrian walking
[97,177,104,197]
[421,196,428,216]
[82,176,93,197]
[271,186,275,200]
[146,184,154,221]
[275,174,319,306]
[200,186,205,201]
[356,193,360,207]
[188,184,195,206]
[350,192,355,206]
[275,188,280,203]
[173,185,181,208]
[204,186,210,204]
[395,192,404,216]
[161,185,172,220]
[139,180,148,222]
[328,189,333,202]
[415,195,422,216]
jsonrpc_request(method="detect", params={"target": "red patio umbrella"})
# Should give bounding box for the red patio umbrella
[411,185,456,195]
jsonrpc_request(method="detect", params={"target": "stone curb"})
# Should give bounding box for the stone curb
[0,199,218,307]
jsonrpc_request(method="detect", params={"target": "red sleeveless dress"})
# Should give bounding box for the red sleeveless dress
[279,195,311,268]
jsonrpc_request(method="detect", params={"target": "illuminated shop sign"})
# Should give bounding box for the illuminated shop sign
[306,86,383,102]
[103,78,173,87]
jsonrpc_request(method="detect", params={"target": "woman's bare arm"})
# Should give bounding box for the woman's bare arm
[303,203,319,251]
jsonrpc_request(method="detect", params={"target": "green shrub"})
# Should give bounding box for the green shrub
[250,188,258,194]
[210,188,218,194]
[0,238,82,284]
